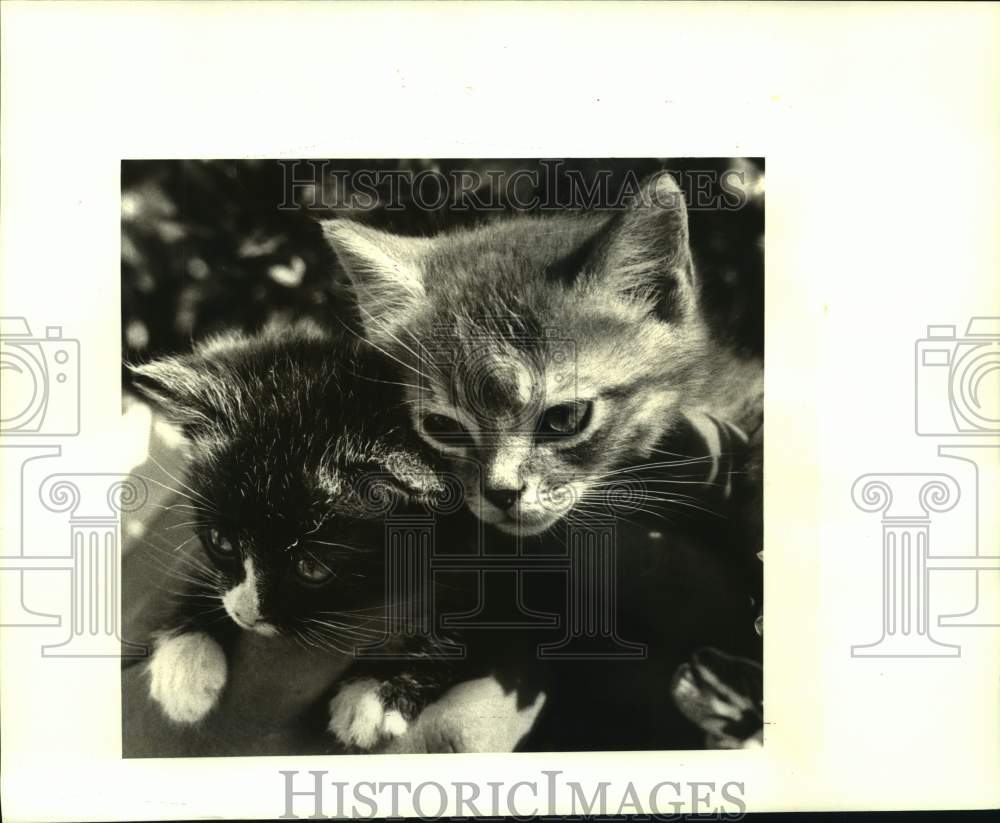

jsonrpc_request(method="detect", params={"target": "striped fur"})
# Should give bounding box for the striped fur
[325,173,763,537]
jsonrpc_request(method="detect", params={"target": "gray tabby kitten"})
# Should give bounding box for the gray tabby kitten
[320,172,763,541]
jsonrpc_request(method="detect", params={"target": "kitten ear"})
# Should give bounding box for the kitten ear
[591,172,696,321]
[129,357,217,434]
[320,220,429,344]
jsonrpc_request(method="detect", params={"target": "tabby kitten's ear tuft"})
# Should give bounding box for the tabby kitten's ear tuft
[129,357,217,434]
[591,172,697,322]
[320,219,429,345]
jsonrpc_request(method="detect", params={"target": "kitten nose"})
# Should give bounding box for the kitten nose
[484,486,524,511]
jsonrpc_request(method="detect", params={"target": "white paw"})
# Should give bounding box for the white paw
[148,631,227,724]
[327,678,409,750]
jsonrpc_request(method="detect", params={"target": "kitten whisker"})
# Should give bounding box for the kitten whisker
[587,456,721,482]
[143,501,213,516]
[307,539,365,553]
[144,452,219,513]
[135,472,217,513]
[296,626,354,657]
[590,477,724,489]
[333,312,438,387]
[162,519,211,532]
[136,533,207,564]
[302,627,387,646]
[137,540,221,587]
[148,564,219,589]
[355,303,447,381]
[303,618,387,639]
[160,588,221,604]
[621,494,723,518]
[316,603,411,615]
[584,485,707,504]
[647,445,741,460]
[580,488,722,518]
[568,501,663,531]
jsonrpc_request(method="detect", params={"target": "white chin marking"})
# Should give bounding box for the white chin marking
[223,558,270,631]
[327,678,408,750]
[147,631,227,725]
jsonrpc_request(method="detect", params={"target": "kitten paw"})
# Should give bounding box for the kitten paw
[148,631,227,724]
[327,678,409,750]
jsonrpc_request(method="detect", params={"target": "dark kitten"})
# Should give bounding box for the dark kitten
[132,322,454,750]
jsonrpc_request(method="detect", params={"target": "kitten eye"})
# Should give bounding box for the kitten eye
[539,401,593,436]
[295,556,334,585]
[203,528,237,558]
[421,413,473,446]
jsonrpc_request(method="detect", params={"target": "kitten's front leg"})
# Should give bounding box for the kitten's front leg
[148,628,228,724]
[147,596,232,725]
[327,677,408,749]
[327,662,453,751]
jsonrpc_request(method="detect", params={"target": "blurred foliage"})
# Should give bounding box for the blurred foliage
[122,159,764,386]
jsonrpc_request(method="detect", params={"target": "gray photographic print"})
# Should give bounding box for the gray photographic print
[119,159,764,756]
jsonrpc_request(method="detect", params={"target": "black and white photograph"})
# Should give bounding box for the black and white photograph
[119,159,764,756]
[3,3,999,819]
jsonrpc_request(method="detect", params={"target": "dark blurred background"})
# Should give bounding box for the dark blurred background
[121,158,764,387]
